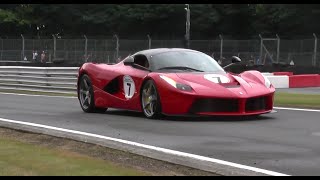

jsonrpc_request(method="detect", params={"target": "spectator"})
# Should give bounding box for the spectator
[290,59,295,66]
[83,54,87,62]
[256,56,260,65]
[218,56,225,65]
[263,53,273,65]
[41,51,46,63]
[117,56,122,62]
[247,60,254,67]
[247,55,255,66]
[84,53,92,62]
[32,50,38,62]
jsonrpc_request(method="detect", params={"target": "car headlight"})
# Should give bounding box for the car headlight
[160,75,193,91]
[262,75,272,88]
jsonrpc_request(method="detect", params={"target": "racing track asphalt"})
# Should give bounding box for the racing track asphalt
[0,93,320,175]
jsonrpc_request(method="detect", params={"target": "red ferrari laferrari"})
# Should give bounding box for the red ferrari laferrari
[77,48,275,118]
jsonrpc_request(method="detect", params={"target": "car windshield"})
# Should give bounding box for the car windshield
[150,51,225,73]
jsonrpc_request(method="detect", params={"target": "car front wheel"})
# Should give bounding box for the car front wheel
[141,79,162,119]
[78,74,107,113]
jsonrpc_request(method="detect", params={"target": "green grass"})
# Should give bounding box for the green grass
[0,137,148,176]
[274,92,320,109]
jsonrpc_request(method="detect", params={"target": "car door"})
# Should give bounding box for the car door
[119,54,151,110]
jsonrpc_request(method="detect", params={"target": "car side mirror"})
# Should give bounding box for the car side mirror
[231,56,241,63]
[223,56,242,69]
[123,56,134,66]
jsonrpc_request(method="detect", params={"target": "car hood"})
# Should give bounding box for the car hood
[175,72,273,98]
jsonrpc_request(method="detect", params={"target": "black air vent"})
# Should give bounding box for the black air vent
[245,96,267,112]
[189,98,239,113]
[104,78,120,94]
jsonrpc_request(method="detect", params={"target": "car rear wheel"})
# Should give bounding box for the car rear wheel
[79,74,107,113]
[141,80,162,119]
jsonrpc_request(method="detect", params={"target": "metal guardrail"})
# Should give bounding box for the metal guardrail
[0,66,78,94]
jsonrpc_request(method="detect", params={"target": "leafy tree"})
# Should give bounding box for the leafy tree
[1,4,320,39]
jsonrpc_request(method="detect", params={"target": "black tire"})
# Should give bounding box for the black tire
[78,74,107,113]
[140,79,162,119]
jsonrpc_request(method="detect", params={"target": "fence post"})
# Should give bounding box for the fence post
[75,39,77,63]
[84,35,88,62]
[52,34,56,60]
[259,34,263,65]
[147,34,151,49]
[21,34,25,61]
[0,36,2,61]
[37,26,40,39]
[114,34,119,60]
[105,39,108,63]
[219,34,223,61]
[313,33,317,67]
[276,34,280,63]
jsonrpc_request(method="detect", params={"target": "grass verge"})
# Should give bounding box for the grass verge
[0,133,147,175]
[0,128,218,176]
[274,92,320,109]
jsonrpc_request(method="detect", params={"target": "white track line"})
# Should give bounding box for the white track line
[0,117,289,176]
[274,107,320,112]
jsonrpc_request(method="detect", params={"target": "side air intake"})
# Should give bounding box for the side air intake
[103,78,120,94]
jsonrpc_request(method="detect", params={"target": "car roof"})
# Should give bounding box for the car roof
[133,48,201,57]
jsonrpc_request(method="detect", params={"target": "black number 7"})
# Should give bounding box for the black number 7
[127,83,131,96]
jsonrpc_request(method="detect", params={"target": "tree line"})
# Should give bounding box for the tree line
[0,4,320,39]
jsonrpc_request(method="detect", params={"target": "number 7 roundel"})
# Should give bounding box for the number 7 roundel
[123,75,136,99]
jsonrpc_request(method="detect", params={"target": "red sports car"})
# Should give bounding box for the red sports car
[77,48,275,118]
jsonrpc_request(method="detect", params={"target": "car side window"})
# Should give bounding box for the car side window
[133,54,150,69]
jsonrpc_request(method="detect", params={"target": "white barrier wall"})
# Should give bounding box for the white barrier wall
[262,72,274,76]
[265,75,289,88]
